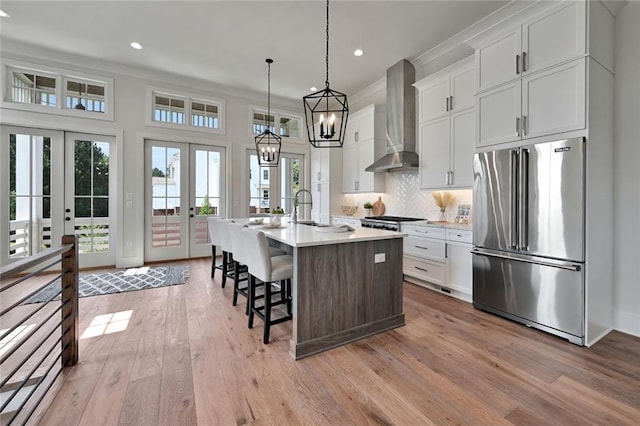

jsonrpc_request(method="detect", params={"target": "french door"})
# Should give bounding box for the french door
[145,140,226,262]
[247,150,304,216]
[1,126,116,268]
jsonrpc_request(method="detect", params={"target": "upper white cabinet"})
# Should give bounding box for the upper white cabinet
[476,1,586,93]
[342,105,385,193]
[415,57,475,189]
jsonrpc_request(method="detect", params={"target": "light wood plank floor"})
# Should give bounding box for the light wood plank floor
[35,258,640,425]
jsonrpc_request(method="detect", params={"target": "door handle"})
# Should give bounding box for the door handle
[415,245,429,250]
[65,217,71,221]
[510,149,519,250]
[414,266,429,272]
[449,170,454,186]
[65,208,71,213]
[445,97,449,111]
[516,54,520,74]
[449,96,453,111]
[522,51,527,72]
[522,115,528,136]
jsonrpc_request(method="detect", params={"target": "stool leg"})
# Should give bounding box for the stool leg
[232,260,240,306]
[248,275,255,329]
[221,251,228,288]
[263,282,272,344]
[211,246,216,279]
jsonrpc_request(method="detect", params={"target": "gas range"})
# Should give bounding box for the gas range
[360,215,426,231]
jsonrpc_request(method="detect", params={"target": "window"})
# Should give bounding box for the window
[262,189,269,200]
[11,71,56,107]
[147,88,225,132]
[154,94,185,124]
[251,107,302,141]
[191,101,220,129]
[65,80,106,113]
[263,169,269,180]
[3,61,114,120]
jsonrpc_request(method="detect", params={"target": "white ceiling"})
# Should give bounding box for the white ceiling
[0,1,508,100]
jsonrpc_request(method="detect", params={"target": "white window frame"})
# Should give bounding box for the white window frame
[1,58,115,121]
[62,77,108,114]
[146,86,225,135]
[249,105,303,142]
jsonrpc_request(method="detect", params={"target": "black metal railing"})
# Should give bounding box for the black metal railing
[0,235,79,425]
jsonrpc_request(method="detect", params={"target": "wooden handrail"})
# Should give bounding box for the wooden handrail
[0,244,74,280]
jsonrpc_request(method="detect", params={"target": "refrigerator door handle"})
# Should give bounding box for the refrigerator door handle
[471,249,582,272]
[510,149,519,250]
[519,148,529,251]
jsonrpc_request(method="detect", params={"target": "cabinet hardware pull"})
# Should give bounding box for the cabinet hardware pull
[317,172,321,180]
[415,245,429,250]
[415,229,428,233]
[516,54,520,74]
[414,266,428,272]
[516,117,521,137]
[523,115,528,135]
[355,131,359,142]
[449,170,454,186]
[522,51,527,72]
[445,97,449,112]
[449,96,453,111]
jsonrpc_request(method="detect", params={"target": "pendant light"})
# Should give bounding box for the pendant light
[303,0,348,148]
[74,82,86,110]
[255,58,281,167]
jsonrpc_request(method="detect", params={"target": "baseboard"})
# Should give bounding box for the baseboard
[614,309,640,337]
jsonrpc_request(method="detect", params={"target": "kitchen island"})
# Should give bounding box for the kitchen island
[259,221,406,359]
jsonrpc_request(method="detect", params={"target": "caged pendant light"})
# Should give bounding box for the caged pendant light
[303,0,348,148]
[255,58,281,167]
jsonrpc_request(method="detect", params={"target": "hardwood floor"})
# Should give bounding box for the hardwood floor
[35,258,640,425]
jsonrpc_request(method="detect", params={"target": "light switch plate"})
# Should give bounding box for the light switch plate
[374,253,386,263]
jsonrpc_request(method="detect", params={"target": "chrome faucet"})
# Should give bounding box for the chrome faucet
[292,189,313,223]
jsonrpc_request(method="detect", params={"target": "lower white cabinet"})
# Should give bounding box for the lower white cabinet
[402,224,472,302]
[331,216,362,228]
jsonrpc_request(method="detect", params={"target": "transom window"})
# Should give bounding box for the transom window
[148,88,224,132]
[65,80,106,113]
[3,62,114,120]
[251,108,302,140]
[11,71,57,107]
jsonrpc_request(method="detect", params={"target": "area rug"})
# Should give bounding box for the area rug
[26,264,189,303]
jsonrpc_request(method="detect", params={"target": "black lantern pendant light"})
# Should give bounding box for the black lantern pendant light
[303,0,348,148]
[255,58,281,167]
[74,82,86,110]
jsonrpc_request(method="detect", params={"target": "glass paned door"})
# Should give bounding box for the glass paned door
[145,140,225,261]
[64,133,116,268]
[1,126,64,267]
[247,150,305,217]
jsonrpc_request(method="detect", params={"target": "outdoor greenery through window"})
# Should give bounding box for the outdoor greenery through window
[11,71,56,107]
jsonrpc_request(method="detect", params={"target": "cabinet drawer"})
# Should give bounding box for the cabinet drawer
[404,256,444,285]
[402,225,445,239]
[446,228,473,243]
[404,237,445,261]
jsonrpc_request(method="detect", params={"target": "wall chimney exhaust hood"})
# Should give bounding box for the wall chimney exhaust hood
[365,59,417,173]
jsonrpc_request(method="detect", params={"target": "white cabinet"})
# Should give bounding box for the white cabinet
[416,57,475,189]
[331,216,361,228]
[477,58,585,147]
[402,224,472,301]
[475,1,586,93]
[342,105,385,193]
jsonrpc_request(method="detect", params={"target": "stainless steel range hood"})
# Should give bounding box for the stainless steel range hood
[365,59,417,173]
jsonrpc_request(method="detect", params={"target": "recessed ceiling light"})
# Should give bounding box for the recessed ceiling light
[0,10,10,18]
[130,42,143,50]
[354,49,364,57]
[310,86,317,91]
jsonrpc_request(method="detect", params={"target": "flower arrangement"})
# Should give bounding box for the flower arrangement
[431,191,452,222]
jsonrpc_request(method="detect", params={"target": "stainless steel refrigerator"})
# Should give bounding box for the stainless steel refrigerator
[472,137,585,345]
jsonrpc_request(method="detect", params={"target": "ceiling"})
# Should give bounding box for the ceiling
[0,1,508,100]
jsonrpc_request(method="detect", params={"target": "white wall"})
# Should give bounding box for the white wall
[613,1,640,336]
[0,39,309,267]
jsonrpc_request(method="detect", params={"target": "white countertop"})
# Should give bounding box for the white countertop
[245,219,406,248]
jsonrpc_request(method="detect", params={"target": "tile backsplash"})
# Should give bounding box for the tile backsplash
[340,171,472,222]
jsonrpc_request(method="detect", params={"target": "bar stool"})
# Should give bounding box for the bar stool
[243,227,293,344]
[207,217,223,280]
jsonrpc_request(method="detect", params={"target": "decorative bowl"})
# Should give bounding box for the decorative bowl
[341,205,358,216]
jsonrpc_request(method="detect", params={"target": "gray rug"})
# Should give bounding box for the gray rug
[26,265,189,303]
